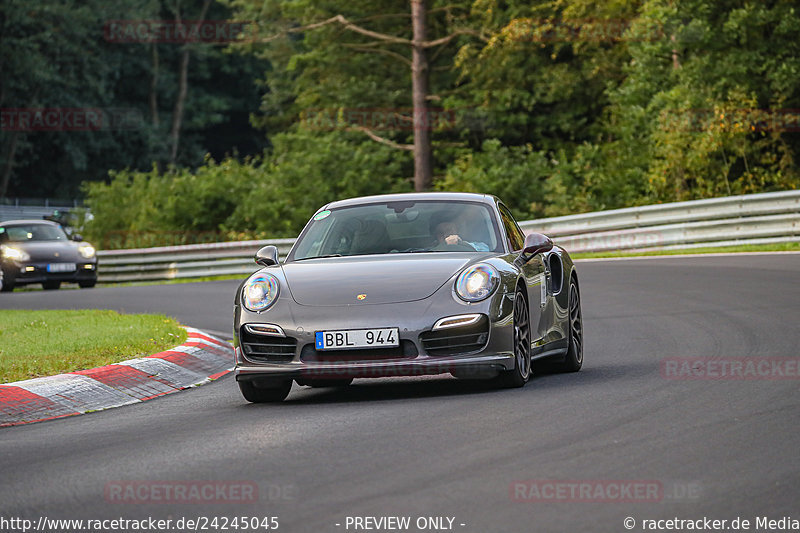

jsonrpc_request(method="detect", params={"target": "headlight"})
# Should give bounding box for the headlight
[79,244,96,259]
[455,264,499,302]
[2,247,30,262]
[242,273,280,312]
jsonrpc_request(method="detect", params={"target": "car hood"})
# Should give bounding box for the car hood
[282,253,485,306]
[3,241,80,262]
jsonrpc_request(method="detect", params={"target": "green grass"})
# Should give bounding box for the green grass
[0,310,187,384]
[572,241,800,259]
[12,273,246,291]
[101,274,245,288]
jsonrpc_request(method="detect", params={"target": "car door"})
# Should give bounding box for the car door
[497,204,548,346]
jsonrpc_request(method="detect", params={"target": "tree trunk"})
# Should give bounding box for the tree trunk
[150,43,160,128]
[150,42,164,174]
[671,34,680,69]
[411,0,432,191]
[0,87,37,199]
[169,48,190,165]
[169,0,212,166]
[0,131,20,199]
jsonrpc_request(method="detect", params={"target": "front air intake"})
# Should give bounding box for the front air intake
[240,327,296,363]
[420,315,490,356]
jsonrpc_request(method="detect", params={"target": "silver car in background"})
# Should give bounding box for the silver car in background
[0,219,98,291]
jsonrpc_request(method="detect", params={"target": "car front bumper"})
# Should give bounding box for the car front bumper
[235,351,515,382]
[2,261,97,285]
[234,293,517,382]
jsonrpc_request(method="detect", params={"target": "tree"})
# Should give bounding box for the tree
[167,0,213,165]
[233,0,485,191]
[604,0,800,202]
[0,0,266,200]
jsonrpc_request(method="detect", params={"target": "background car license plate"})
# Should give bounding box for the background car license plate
[47,263,76,273]
[315,328,399,350]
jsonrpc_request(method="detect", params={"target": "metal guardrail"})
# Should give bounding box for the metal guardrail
[518,190,800,253]
[97,239,296,283]
[96,190,800,282]
[0,204,78,223]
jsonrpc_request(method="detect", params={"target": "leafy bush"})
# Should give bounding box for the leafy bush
[436,140,551,220]
[84,130,410,248]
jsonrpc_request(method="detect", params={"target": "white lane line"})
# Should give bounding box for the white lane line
[575,251,800,262]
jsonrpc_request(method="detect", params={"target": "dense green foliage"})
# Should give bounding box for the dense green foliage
[5,0,798,246]
[0,0,265,199]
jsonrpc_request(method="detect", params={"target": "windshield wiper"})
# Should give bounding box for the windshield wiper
[294,254,343,261]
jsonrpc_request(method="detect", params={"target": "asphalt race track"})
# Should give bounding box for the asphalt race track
[1,254,799,533]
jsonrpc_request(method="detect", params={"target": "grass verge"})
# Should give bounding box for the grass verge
[0,310,187,384]
[572,241,800,260]
[13,274,246,291]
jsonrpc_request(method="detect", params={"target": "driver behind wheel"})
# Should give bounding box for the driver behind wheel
[432,219,490,251]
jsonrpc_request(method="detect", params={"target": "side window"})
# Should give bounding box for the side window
[498,204,525,251]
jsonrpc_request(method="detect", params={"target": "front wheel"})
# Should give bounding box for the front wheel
[238,379,292,403]
[78,280,97,288]
[495,288,531,388]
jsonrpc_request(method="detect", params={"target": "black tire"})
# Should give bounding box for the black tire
[0,281,12,292]
[238,379,292,403]
[552,278,583,373]
[495,287,532,388]
[78,280,97,289]
[42,281,61,290]
[297,378,353,388]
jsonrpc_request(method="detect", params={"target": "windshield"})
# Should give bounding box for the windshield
[290,200,503,261]
[0,223,68,243]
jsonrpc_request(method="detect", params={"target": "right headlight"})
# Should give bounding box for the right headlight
[242,273,280,312]
[2,246,30,262]
[455,264,499,302]
[78,244,96,259]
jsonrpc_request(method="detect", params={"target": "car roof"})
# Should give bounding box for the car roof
[321,192,499,211]
[0,219,60,227]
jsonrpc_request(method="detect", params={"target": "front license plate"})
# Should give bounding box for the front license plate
[315,328,399,351]
[47,263,76,273]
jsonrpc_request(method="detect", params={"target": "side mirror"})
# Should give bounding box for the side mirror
[71,234,84,242]
[522,232,553,256]
[254,245,280,267]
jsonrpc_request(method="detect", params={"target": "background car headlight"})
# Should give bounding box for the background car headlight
[455,264,499,302]
[242,273,280,312]
[78,244,96,259]
[1,247,30,262]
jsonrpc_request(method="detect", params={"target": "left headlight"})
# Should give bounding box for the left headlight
[242,273,280,312]
[2,247,30,262]
[78,244,96,259]
[455,264,499,302]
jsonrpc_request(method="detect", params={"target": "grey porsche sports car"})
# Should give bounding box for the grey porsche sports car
[233,192,582,402]
[0,219,98,291]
